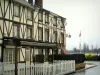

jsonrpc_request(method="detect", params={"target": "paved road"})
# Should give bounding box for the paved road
[70,61,100,75]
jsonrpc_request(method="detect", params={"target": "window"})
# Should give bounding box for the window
[45,13,49,23]
[61,33,64,43]
[38,49,43,54]
[38,11,43,21]
[27,26,32,39]
[38,27,43,41]
[53,16,57,26]
[4,48,15,64]
[61,19,64,28]
[14,4,20,17]
[44,49,49,62]
[13,24,20,38]
[27,9,32,20]
[26,48,30,61]
[53,31,57,43]
[45,29,49,42]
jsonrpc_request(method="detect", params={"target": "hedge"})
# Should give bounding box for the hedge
[85,54,100,61]
[49,54,85,64]
[35,54,44,63]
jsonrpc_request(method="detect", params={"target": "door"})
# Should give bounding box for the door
[3,47,15,74]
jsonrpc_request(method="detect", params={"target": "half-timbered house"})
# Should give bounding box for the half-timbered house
[0,0,67,68]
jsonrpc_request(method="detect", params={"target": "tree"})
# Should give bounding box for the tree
[73,47,77,52]
[83,43,89,53]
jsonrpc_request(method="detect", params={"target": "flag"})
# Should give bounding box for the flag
[79,31,81,37]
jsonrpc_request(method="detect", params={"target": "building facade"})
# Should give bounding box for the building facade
[0,0,67,64]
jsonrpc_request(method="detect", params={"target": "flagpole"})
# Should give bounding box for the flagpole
[80,35,81,53]
[79,31,81,54]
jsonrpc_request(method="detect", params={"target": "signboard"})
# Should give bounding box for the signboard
[3,38,20,46]
[3,37,57,48]
[20,41,56,47]
[3,39,14,45]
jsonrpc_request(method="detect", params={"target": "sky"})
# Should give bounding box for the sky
[43,0,100,50]
[28,0,100,50]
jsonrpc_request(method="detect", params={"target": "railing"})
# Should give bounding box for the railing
[0,60,75,75]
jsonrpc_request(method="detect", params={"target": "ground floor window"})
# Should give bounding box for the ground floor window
[4,48,15,64]
[44,49,49,62]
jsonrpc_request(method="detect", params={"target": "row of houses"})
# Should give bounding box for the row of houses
[0,0,67,65]
[0,0,70,75]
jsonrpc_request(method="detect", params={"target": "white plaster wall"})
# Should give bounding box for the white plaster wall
[1,0,66,47]
[20,48,25,61]
[0,0,4,17]
[34,11,38,22]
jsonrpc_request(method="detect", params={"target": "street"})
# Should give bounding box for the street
[70,61,100,75]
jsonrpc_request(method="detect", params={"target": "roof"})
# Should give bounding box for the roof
[14,0,34,9]
[13,0,66,19]
[41,8,66,19]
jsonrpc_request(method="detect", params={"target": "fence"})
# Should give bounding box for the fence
[0,62,15,75]
[0,60,75,75]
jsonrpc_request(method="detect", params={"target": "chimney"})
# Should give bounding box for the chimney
[35,0,43,8]
[28,0,33,5]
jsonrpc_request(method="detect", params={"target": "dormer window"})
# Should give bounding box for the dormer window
[27,9,32,20]
[14,4,20,17]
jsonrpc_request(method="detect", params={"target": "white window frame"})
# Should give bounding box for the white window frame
[53,31,57,42]
[45,29,49,42]
[14,3,20,17]
[45,13,49,23]
[13,24,20,38]
[61,19,64,28]
[38,27,43,41]
[38,11,43,21]
[4,48,15,64]
[27,26,32,39]
[26,50,30,61]
[53,16,57,26]
[27,9,32,20]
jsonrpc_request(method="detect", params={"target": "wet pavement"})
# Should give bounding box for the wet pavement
[70,61,100,75]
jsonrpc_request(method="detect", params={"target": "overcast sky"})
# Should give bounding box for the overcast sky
[43,0,100,50]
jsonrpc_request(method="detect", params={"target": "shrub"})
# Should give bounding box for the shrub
[85,53,94,60]
[85,53,100,61]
